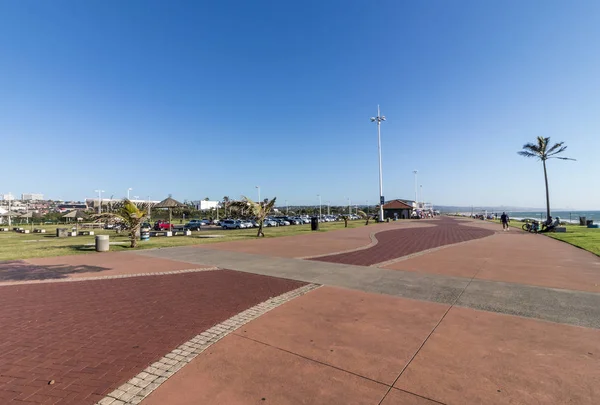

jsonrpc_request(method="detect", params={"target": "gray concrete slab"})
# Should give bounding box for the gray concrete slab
[135,247,600,329]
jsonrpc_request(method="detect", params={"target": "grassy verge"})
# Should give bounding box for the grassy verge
[546,226,600,256]
[485,218,600,256]
[0,220,372,261]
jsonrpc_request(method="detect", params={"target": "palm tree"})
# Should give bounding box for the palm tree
[222,196,230,217]
[357,210,370,225]
[518,137,575,220]
[233,196,276,237]
[93,199,148,248]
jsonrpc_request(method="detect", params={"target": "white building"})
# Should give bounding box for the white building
[21,193,44,201]
[194,200,219,211]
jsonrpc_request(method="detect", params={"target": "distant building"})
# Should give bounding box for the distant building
[0,194,15,201]
[21,193,44,201]
[194,200,219,211]
[382,199,414,219]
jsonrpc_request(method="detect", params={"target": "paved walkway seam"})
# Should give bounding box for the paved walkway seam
[95,283,321,405]
[297,231,380,260]
[0,267,220,287]
[373,234,498,268]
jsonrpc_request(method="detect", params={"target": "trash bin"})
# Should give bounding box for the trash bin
[386,218,390,223]
[311,216,319,231]
[140,229,150,241]
[56,228,69,238]
[579,217,586,226]
[95,235,110,252]
[586,220,594,226]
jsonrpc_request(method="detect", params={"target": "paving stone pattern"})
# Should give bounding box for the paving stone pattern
[96,284,320,405]
[0,270,305,405]
[312,218,494,266]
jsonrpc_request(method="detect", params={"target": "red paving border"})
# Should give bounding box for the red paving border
[311,218,494,266]
[0,270,305,405]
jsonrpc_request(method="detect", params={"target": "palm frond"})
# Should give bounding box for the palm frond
[550,156,576,161]
[521,142,541,153]
[546,142,564,155]
[517,150,538,159]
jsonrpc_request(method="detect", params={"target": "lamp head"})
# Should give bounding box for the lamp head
[370,117,376,122]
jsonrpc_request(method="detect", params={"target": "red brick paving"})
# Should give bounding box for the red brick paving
[312,218,494,266]
[0,270,305,405]
[1,253,205,284]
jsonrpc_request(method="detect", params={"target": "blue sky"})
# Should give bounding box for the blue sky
[1,0,599,209]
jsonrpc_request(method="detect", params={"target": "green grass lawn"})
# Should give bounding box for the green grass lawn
[486,218,600,256]
[547,226,600,257]
[0,220,372,261]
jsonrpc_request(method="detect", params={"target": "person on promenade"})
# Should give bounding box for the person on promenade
[501,212,510,231]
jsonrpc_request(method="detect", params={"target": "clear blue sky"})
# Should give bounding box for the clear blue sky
[1,0,599,209]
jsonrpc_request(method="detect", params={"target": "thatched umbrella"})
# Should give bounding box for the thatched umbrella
[62,210,89,222]
[154,196,185,224]
[0,210,20,227]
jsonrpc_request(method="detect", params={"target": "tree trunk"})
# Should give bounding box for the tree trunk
[365,217,370,225]
[543,159,551,220]
[344,217,348,228]
[130,230,137,248]
[256,221,264,237]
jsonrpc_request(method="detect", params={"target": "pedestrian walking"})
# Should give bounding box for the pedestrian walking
[500,212,510,231]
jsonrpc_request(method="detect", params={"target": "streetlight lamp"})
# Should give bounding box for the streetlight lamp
[127,188,133,199]
[317,195,322,219]
[255,186,260,202]
[285,200,288,214]
[413,170,418,208]
[347,197,351,214]
[94,189,105,214]
[370,105,386,222]
[420,184,423,209]
[327,201,330,216]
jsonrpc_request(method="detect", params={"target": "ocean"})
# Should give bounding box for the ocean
[467,210,600,224]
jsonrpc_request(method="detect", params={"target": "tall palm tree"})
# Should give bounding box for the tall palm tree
[518,137,575,220]
[222,196,230,217]
[93,199,148,248]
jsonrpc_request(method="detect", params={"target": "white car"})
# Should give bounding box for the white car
[264,219,278,227]
[221,220,245,229]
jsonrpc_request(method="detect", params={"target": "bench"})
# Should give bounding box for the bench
[78,230,95,236]
[555,227,567,233]
[172,230,192,236]
[150,230,172,237]
[13,227,24,232]
[0,228,9,232]
[33,228,46,233]
[17,229,30,234]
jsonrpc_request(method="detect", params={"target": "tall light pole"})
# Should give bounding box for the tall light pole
[317,195,322,218]
[127,188,133,199]
[413,170,418,208]
[370,105,386,222]
[420,184,423,209]
[327,201,330,215]
[255,186,260,202]
[346,197,351,214]
[285,200,288,214]
[94,189,104,214]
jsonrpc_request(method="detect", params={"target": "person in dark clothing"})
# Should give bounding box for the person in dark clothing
[500,212,510,231]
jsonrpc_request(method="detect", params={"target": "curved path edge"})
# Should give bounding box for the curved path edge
[297,231,381,260]
[373,233,497,268]
[95,283,320,405]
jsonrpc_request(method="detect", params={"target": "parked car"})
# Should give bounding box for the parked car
[221,219,246,229]
[286,217,301,225]
[154,220,173,230]
[263,219,278,227]
[241,220,254,228]
[185,220,204,231]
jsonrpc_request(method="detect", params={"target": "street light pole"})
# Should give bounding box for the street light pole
[94,189,104,214]
[413,170,418,208]
[347,197,351,214]
[420,185,423,209]
[371,106,386,222]
[327,201,330,216]
[255,186,260,202]
[127,188,132,200]
[317,195,322,219]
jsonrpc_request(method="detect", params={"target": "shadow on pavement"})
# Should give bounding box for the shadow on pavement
[0,260,109,281]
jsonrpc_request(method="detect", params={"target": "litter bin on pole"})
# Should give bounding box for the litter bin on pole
[311,216,319,231]
[95,235,109,252]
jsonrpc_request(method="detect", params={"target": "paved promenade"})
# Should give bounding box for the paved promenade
[0,217,598,404]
